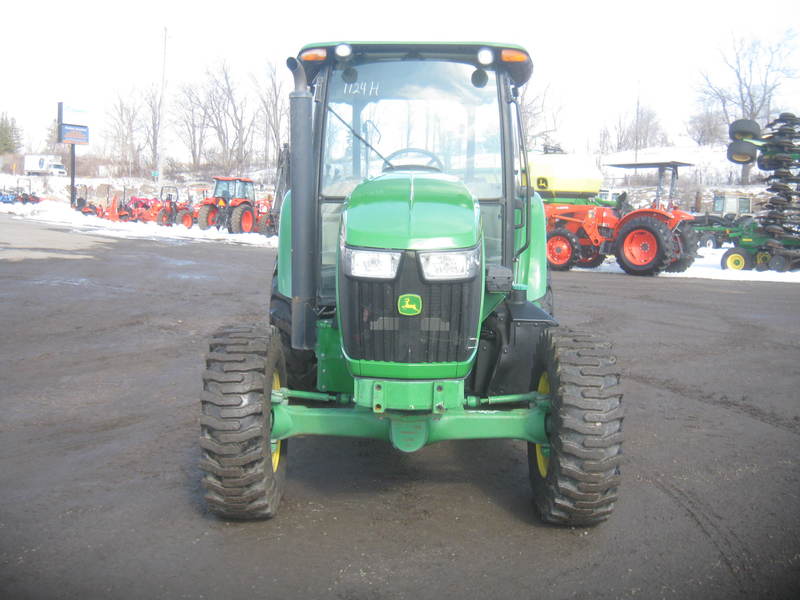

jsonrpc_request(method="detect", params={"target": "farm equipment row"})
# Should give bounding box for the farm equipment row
[72,176,280,236]
[1,178,41,205]
[723,113,800,272]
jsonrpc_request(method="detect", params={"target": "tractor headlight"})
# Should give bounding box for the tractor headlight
[343,247,401,279]
[419,247,480,281]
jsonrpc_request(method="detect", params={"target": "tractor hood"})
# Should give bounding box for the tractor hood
[344,173,480,250]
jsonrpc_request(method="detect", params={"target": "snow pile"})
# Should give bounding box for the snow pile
[591,248,800,283]
[0,199,276,248]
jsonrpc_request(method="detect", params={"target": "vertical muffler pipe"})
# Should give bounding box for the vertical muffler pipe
[287,57,316,350]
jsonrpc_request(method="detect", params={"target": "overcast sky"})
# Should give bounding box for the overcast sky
[3,0,798,159]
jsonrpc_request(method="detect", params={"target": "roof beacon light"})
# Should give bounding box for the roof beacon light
[477,48,494,66]
[300,48,327,62]
[335,44,353,59]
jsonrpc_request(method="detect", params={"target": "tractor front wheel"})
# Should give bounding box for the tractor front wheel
[176,209,193,228]
[199,325,288,519]
[546,228,579,271]
[528,329,623,525]
[615,217,675,275]
[156,208,172,227]
[198,205,217,230]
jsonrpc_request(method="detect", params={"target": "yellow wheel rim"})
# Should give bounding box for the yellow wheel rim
[271,372,282,473]
[726,253,746,270]
[535,372,551,478]
[756,252,770,265]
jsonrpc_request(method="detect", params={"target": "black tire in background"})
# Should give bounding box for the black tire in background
[697,232,718,249]
[576,249,606,269]
[528,329,623,526]
[727,140,759,164]
[665,224,698,273]
[200,325,287,520]
[729,119,761,141]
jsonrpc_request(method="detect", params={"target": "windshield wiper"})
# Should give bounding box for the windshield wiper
[327,107,394,171]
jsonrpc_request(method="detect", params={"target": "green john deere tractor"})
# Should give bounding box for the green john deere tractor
[199,43,623,525]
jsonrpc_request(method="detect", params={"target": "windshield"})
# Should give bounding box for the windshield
[213,179,254,201]
[322,60,502,199]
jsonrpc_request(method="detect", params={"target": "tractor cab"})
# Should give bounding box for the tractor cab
[276,43,549,348]
[211,177,255,206]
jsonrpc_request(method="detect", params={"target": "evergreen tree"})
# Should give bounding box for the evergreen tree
[0,113,23,153]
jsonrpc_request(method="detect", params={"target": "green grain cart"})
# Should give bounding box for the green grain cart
[199,42,623,525]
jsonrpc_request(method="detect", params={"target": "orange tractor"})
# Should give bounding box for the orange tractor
[196,176,266,233]
[539,160,697,275]
[95,188,133,222]
[128,194,162,223]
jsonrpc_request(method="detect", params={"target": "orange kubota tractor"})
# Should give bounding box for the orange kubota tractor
[197,176,261,233]
[536,157,697,276]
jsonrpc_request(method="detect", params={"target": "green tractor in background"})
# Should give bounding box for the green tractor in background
[199,43,623,525]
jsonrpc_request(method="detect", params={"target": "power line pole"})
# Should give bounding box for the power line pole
[157,27,167,187]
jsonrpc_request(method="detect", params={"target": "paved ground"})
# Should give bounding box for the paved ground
[1,214,799,599]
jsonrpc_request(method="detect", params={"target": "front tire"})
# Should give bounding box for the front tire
[198,205,217,230]
[528,329,623,525]
[547,228,580,271]
[200,325,287,520]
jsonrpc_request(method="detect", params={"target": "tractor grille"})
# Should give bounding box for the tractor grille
[339,250,481,363]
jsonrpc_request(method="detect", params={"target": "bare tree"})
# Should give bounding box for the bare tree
[106,94,144,177]
[173,84,208,172]
[143,85,163,173]
[612,105,668,152]
[700,31,797,182]
[686,104,726,146]
[254,62,288,178]
[204,63,255,174]
[518,74,561,150]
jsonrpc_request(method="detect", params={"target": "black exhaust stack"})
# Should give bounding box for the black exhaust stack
[287,57,316,350]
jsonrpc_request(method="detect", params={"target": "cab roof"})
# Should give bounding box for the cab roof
[297,42,533,87]
[213,176,254,183]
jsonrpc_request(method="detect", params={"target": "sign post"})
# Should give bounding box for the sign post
[57,102,89,207]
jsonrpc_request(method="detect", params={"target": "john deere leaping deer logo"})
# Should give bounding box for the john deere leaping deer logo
[397,293,422,316]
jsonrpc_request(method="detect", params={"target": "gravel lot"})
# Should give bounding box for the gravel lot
[1,214,799,599]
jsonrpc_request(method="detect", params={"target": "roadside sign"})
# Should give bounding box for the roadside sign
[60,124,89,145]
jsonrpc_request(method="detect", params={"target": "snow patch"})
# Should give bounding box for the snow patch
[0,199,276,248]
